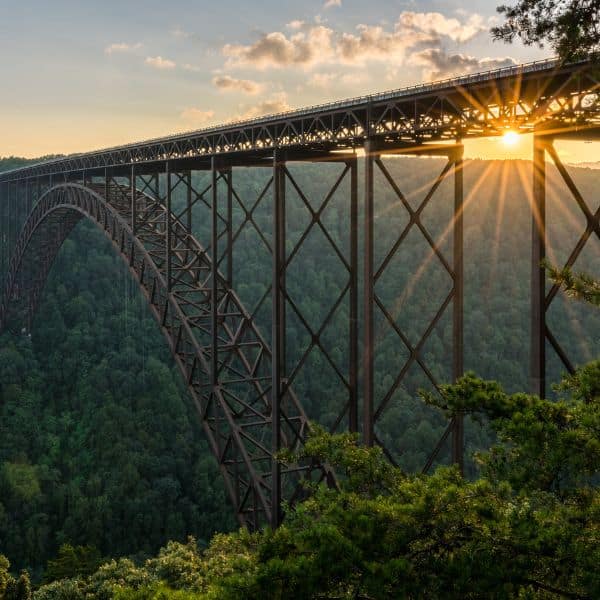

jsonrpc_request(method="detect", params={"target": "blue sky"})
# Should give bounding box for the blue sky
[1,0,549,157]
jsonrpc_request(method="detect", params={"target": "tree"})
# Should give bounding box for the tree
[43,545,103,584]
[493,0,600,59]
[2,568,32,600]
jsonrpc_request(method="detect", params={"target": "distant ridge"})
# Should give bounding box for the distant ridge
[568,161,600,169]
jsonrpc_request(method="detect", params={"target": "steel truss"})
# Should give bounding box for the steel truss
[531,135,600,398]
[363,141,464,472]
[1,59,600,184]
[0,179,333,530]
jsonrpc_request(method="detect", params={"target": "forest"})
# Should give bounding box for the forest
[0,154,598,598]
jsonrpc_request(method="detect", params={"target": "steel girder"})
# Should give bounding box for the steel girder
[363,142,465,472]
[530,136,600,398]
[0,181,333,530]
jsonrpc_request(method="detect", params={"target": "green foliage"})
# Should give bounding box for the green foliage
[546,264,600,307]
[0,222,235,574]
[43,545,103,584]
[0,463,41,503]
[493,0,600,59]
[0,562,32,600]
[26,358,600,598]
[425,368,600,495]
[113,585,204,600]
[0,556,11,598]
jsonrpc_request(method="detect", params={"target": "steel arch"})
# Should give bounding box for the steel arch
[0,182,331,529]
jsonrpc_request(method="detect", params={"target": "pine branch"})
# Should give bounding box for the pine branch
[545,262,600,308]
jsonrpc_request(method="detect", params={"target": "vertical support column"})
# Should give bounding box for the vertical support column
[153,172,160,202]
[363,140,376,447]
[271,150,286,528]
[349,156,359,433]
[451,145,464,474]
[210,157,221,473]
[25,179,30,220]
[1,182,6,289]
[531,135,547,398]
[165,161,172,292]
[19,181,25,235]
[186,171,193,233]
[104,168,109,203]
[8,182,13,269]
[210,157,219,389]
[131,164,137,236]
[226,168,233,287]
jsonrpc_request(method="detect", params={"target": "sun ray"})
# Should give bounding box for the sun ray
[377,160,496,344]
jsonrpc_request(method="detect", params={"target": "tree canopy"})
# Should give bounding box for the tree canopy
[493,0,600,59]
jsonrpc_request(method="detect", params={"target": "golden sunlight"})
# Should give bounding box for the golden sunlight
[502,130,520,146]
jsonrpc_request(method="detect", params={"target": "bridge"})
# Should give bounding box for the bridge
[0,57,599,530]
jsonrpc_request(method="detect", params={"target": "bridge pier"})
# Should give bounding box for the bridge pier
[363,139,465,472]
[531,135,547,398]
[452,145,464,475]
[271,151,285,528]
[530,132,600,398]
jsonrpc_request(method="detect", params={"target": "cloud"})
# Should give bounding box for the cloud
[324,0,342,7]
[398,12,487,43]
[234,92,290,120]
[286,20,305,30]
[145,56,176,70]
[180,107,215,125]
[223,26,334,69]
[414,49,517,81]
[337,24,436,64]
[221,11,488,70]
[212,75,263,94]
[105,42,141,55]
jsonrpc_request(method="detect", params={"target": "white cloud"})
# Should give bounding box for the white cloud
[221,11,489,71]
[324,0,342,8]
[212,75,263,94]
[234,92,290,120]
[145,56,176,70]
[286,20,305,30]
[337,24,436,64]
[414,49,517,81]
[180,107,215,125]
[223,26,334,69]
[398,12,487,43]
[105,42,141,55]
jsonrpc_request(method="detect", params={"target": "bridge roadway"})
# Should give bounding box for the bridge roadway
[0,57,599,529]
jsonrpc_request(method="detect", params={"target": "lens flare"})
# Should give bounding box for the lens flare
[502,130,520,146]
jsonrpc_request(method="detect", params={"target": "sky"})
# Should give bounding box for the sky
[0,0,592,162]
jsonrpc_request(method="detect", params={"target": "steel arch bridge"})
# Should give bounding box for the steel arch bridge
[1,57,599,529]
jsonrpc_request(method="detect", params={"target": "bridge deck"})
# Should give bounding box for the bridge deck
[1,57,600,181]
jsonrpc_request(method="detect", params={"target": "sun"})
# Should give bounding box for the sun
[502,130,520,146]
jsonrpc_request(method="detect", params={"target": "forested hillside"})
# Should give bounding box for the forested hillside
[0,155,598,576]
